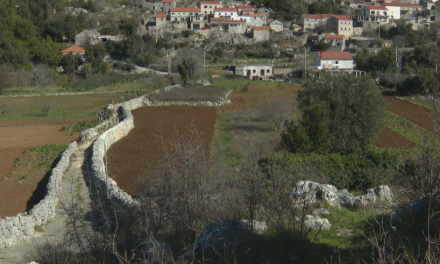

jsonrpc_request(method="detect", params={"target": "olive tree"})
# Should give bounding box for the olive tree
[281,73,389,154]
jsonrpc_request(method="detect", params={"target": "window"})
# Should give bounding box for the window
[175,18,177,21]
[172,12,175,15]
[210,5,212,8]
[253,70,256,73]
[205,11,207,13]
[190,13,193,15]
[266,69,270,73]
[336,61,339,64]
[205,5,207,8]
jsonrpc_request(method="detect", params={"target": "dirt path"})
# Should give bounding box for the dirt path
[0,139,94,263]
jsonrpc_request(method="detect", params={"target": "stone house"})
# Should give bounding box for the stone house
[156,13,167,29]
[314,51,353,70]
[324,34,345,51]
[299,14,334,30]
[225,20,246,33]
[154,0,176,13]
[214,7,238,20]
[291,23,305,32]
[268,19,283,31]
[199,1,221,16]
[237,5,254,14]
[74,29,125,45]
[231,65,273,79]
[327,15,353,39]
[252,26,271,41]
[243,13,267,26]
[209,17,225,30]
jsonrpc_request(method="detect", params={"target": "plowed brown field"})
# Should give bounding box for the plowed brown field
[376,126,415,148]
[218,98,246,112]
[0,122,81,218]
[107,106,217,197]
[383,95,439,133]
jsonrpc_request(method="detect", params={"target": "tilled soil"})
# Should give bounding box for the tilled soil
[107,106,217,197]
[383,95,439,133]
[0,124,80,218]
[218,98,246,112]
[376,126,415,148]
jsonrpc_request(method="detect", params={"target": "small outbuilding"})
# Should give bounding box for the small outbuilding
[252,26,271,42]
[225,20,246,33]
[61,45,85,55]
[268,19,283,31]
[231,65,273,79]
[156,13,167,28]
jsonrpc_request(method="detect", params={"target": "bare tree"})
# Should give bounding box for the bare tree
[36,100,57,116]
[0,64,15,95]
[33,65,55,93]
[0,99,16,118]
[256,94,296,131]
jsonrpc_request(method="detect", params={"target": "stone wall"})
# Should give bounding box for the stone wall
[0,141,77,249]
[0,90,137,98]
[274,68,296,76]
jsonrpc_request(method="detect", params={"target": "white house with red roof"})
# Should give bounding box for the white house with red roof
[199,1,221,15]
[237,5,254,14]
[61,45,85,55]
[358,5,390,23]
[384,2,422,16]
[214,7,238,20]
[169,7,203,22]
[315,51,354,70]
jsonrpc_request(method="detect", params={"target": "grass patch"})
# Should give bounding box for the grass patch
[62,120,100,132]
[150,85,230,102]
[386,112,435,146]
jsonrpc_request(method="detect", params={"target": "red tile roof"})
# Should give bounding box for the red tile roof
[334,15,352,20]
[253,26,271,30]
[156,13,167,17]
[210,17,225,21]
[384,2,422,7]
[199,1,220,4]
[61,45,85,53]
[161,0,175,3]
[237,5,254,9]
[301,14,335,19]
[170,7,201,12]
[215,7,237,11]
[243,13,266,17]
[366,5,388,10]
[224,20,246,23]
[325,34,344,39]
[318,51,353,60]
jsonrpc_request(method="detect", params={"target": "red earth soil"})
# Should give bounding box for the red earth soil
[218,98,246,112]
[376,126,415,148]
[383,95,439,134]
[0,120,83,218]
[107,106,217,197]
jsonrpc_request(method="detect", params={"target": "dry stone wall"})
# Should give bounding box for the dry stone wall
[0,141,77,249]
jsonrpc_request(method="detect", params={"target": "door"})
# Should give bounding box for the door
[193,24,200,30]
[260,69,265,76]
[247,70,251,76]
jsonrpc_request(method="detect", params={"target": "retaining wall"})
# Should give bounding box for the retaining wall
[0,90,138,98]
[0,141,77,249]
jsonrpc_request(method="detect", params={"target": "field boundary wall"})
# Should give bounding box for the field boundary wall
[0,141,77,249]
[0,90,139,98]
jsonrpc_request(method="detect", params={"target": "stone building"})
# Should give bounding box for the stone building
[327,15,353,39]
[231,65,273,79]
[243,13,267,26]
[154,0,176,13]
[156,13,167,28]
[209,17,225,30]
[268,19,283,31]
[225,20,246,33]
[199,1,222,15]
[237,5,254,14]
[252,26,271,41]
[324,34,345,51]
[299,14,334,30]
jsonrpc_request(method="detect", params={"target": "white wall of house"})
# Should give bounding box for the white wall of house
[235,65,273,77]
[214,10,238,20]
[386,6,401,19]
[314,54,354,70]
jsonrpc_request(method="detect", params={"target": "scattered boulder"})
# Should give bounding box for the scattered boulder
[312,208,331,216]
[195,220,267,250]
[337,229,353,236]
[293,181,393,208]
[304,215,332,230]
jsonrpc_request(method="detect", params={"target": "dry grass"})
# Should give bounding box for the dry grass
[149,85,230,102]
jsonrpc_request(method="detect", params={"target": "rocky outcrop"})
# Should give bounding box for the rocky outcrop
[303,215,332,230]
[292,181,393,208]
[195,220,267,250]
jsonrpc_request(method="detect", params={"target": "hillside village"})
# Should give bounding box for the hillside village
[1,0,440,263]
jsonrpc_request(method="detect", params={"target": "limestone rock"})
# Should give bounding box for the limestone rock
[355,185,393,206]
[337,229,353,236]
[312,208,331,216]
[195,220,267,250]
[304,215,332,230]
[336,189,356,207]
[293,181,339,207]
